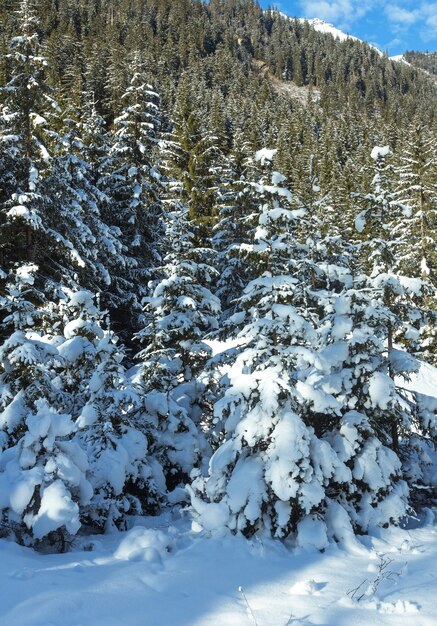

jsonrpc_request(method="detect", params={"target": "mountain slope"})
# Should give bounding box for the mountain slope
[404,51,437,76]
[298,16,383,55]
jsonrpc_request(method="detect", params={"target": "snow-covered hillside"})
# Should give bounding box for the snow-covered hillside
[283,12,436,66]
[390,54,413,66]
[299,17,363,44]
[1,359,436,626]
[290,14,428,65]
[277,13,384,56]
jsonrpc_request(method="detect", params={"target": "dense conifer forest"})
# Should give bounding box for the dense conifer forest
[0,0,436,550]
[405,50,437,76]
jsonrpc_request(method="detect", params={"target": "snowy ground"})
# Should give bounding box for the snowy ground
[1,359,436,626]
[1,512,437,626]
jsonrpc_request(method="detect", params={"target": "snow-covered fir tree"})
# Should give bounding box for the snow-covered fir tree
[189,163,421,540]
[395,123,436,282]
[212,130,259,316]
[297,280,410,531]
[354,146,430,354]
[350,147,437,491]
[0,0,56,269]
[0,265,59,439]
[189,169,350,539]
[76,97,134,313]
[0,0,80,285]
[136,208,220,496]
[102,52,164,333]
[57,290,164,531]
[0,266,92,548]
[393,128,437,360]
[52,111,128,290]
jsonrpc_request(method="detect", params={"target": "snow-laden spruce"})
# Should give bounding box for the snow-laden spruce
[212,130,259,314]
[394,126,437,361]
[0,399,91,545]
[351,146,437,501]
[354,144,436,358]
[0,0,105,288]
[47,112,124,292]
[189,166,418,540]
[0,267,92,547]
[299,284,410,531]
[100,52,165,332]
[394,124,436,281]
[57,290,164,531]
[136,209,220,497]
[189,171,347,538]
[0,279,166,546]
[0,265,61,442]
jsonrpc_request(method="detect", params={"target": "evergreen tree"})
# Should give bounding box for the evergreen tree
[355,145,437,369]
[395,123,436,282]
[164,74,222,228]
[46,113,123,292]
[77,96,131,312]
[190,168,412,538]
[57,290,164,531]
[0,0,97,291]
[189,171,347,539]
[102,52,164,334]
[212,131,258,315]
[136,208,219,494]
[0,266,92,548]
[0,264,58,428]
[0,0,60,273]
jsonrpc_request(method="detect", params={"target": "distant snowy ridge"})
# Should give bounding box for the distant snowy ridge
[390,54,412,67]
[389,55,437,82]
[277,12,434,68]
[299,17,361,44]
[300,18,384,56]
[276,12,383,56]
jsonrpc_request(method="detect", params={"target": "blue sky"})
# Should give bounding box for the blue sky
[261,1,437,55]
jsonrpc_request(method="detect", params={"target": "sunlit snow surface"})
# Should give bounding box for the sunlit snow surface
[0,358,436,626]
[1,513,437,625]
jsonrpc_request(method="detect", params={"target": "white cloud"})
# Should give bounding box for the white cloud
[422,3,437,30]
[385,5,418,26]
[384,36,403,49]
[384,2,437,42]
[298,0,376,29]
[296,0,437,45]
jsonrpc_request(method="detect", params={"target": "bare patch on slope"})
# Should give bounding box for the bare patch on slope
[251,59,320,105]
